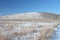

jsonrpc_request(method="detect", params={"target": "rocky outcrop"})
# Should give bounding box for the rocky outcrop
[0,12,60,40]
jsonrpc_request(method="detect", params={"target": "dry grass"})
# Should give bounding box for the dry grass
[0,21,59,40]
[38,26,56,40]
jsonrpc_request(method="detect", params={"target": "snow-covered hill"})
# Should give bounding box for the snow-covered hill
[0,12,60,40]
[1,12,60,20]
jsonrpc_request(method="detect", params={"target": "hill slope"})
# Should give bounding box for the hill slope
[0,12,60,40]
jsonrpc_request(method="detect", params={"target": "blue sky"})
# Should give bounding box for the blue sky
[0,0,60,16]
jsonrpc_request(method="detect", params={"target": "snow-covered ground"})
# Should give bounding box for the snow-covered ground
[52,25,60,40]
[0,21,57,40]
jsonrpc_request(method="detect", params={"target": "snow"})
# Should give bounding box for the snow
[53,25,60,40]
